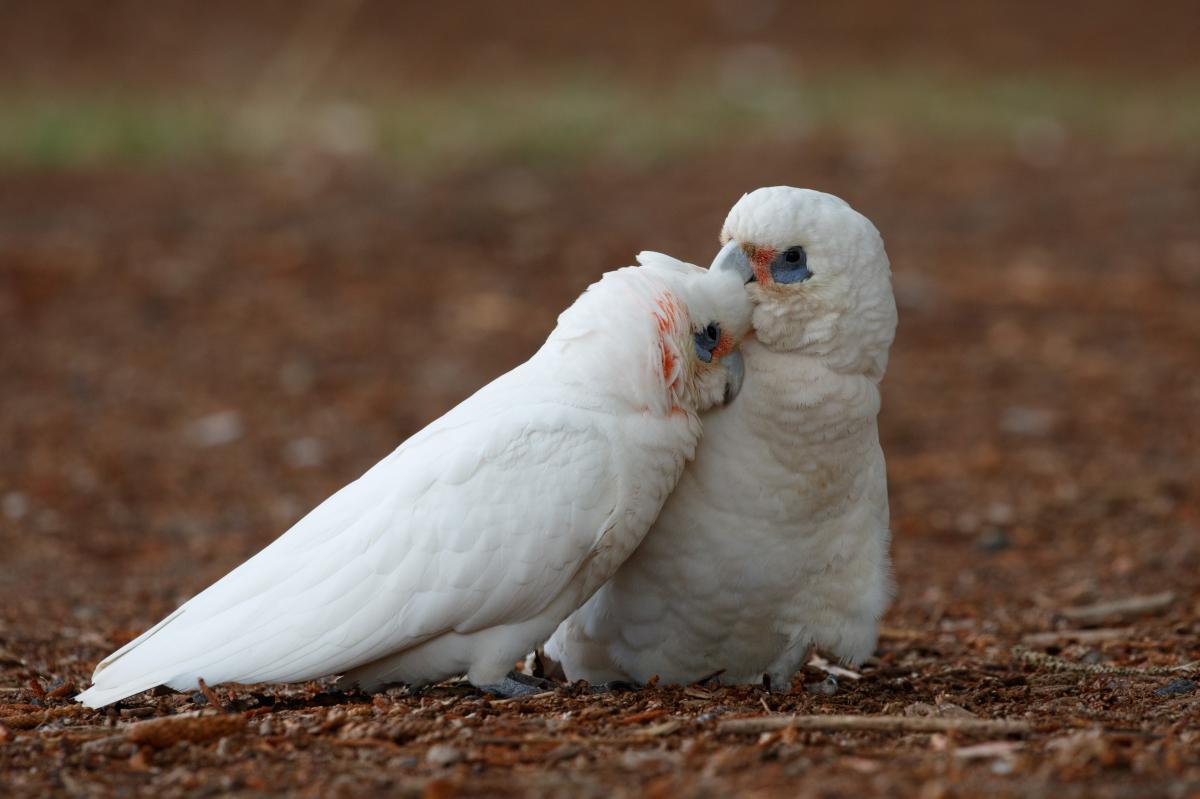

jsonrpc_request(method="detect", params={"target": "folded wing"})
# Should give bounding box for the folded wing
[78,385,619,707]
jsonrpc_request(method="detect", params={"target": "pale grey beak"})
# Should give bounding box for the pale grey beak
[709,239,755,284]
[722,349,745,405]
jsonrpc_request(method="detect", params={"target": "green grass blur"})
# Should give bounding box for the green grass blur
[2,70,1197,170]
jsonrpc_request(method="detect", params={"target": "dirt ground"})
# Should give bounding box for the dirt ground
[2,2,1200,796]
[4,0,1200,90]
[1,140,1198,797]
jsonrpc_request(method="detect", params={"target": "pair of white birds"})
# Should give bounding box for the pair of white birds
[78,186,897,708]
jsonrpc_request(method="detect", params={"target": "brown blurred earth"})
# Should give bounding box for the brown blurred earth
[1,2,1199,797]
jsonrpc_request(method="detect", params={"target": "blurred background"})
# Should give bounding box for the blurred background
[1,1,1198,792]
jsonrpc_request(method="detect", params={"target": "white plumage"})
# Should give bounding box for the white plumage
[78,260,750,708]
[546,187,898,688]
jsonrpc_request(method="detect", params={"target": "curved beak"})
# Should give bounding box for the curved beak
[709,239,756,284]
[721,349,745,406]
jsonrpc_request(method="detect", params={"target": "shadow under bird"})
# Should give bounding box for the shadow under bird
[78,257,751,707]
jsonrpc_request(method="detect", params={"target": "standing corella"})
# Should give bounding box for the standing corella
[77,259,751,708]
[547,187,897,688]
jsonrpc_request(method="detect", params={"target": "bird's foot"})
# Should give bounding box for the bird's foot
[478,671,556,698]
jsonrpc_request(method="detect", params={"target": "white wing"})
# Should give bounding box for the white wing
[78,366,620,707]
[635,251,704,276]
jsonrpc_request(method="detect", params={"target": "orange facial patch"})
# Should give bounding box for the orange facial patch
[745,244,776,285]
[653,291,683,383]
[711,330,735,361]
[659,341,677,383]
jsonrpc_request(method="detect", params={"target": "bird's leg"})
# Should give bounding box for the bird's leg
[764,641,814,694]
[477,671,557,698]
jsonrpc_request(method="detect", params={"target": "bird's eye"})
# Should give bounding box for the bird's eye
[771,246,812,284]
[693,322,721,363]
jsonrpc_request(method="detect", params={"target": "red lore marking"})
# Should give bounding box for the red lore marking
[747,244,776,285]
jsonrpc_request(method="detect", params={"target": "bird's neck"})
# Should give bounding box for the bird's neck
[736,339,882,450]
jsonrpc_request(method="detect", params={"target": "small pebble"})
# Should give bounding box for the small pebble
[81,735,124,753]
[1000,406,1056,436]
[1154,678,1197,697]
[185,411,243,448]
[426,744,464,767]
[2,491,29,520]
[977,528,1011,552]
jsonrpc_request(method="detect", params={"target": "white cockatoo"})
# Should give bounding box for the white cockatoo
[546,187,897,689]
[77,259,751,708]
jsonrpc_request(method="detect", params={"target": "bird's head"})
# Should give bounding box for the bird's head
[551,259,751,417]
[709,187,896,380]
[651,259,754,414]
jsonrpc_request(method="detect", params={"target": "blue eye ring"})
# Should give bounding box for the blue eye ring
[693,322,721,363]
[771,246,811,284]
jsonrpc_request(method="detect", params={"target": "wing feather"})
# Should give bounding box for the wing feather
[78,371,620,707]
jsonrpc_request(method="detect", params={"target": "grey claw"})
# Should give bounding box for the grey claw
[478,671,556,698]
[804,675,839,696]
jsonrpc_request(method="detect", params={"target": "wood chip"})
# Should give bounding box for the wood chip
[620,708,668,725]
[640,719,681,737]
[124,712,247,748]
[1,706,76,730]
[0,648,25,667]
[1060,592,1175,624]
[80,733,126,753]
[329,737,406,751]
[196,678,225,710]
[953,740,1024,760]
[902,701,977,719]
[488,691,552,705]
[1021,628,1134,646]
[717,714,1032,736]
[47,681,77,699]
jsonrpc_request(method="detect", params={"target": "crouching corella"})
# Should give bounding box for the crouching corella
[78,256,751,707]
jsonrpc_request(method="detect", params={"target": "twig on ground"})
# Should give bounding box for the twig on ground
[124,711,247,748]
[717,714,1032,736]
[1021,628,1134,646]
[196,678,225,710]
[1013,646,1197,676]
[1060,592,1175,624]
